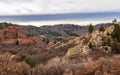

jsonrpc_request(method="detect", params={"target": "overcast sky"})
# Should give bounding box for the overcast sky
[0,0,120,26]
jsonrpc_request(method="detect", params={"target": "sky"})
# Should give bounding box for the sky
[0,0,120,26]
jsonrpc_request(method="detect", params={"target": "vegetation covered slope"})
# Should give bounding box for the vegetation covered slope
[0,22,111,38]
[0,21,120,75]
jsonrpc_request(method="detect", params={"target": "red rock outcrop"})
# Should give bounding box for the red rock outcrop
[1,39,17,45]
[0,26,46,45]
[0,26,25,41]
[18,37,45,45]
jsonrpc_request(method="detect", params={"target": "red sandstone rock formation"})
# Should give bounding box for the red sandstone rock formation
[1,39,17,45]
[18,37,45,45]
[0,26,46,45]
[0,26,25,41]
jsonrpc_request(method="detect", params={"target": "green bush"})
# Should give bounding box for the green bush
[111,24,120,41]
[88,23,94,33]
[23,57,37,68]
[46,38,50,44]
[112,19,118,25]
[102,37,111,46]
[111,41,120,54]
[102,36,120,54]
[42,38,50,44]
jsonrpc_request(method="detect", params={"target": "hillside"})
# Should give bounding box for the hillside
[0,22,120,75]
[0,22,111,45]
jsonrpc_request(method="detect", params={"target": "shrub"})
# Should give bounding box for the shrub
[88,23,94,33]
[46,38,50,44]
[111,41,120,54]
[99,25,105,32]
[16,40,19,45]
[43,38,46,42]
[0,62,30,75]
[111,24,120,41]
[112,19,118,25]
[102,37,111,46]
[88,42,93,49]
[23,57,37,68]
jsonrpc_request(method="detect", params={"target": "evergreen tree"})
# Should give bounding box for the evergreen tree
[46,38,50,44]
[99,25,105,32]
[16,40,19,45]
[111,40,120,54]
[111,24,120,41]
[88,42,92,49]
[42,38,46,42]
[54,40,57,44]
[112,19,118,25]
[88,23,94,33]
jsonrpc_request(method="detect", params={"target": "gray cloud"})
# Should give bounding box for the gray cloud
[0,12,120,22]
[0,0,34,3]
[0,0,120,15]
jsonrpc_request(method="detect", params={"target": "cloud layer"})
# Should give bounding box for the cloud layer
[0,0,120,26]
[0,0,120,15]
[0,12,120,26]
[1,12,120,22]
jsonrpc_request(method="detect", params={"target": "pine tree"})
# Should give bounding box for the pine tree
[16,39,19,45]
[111,24,120,41]
[112,19,118,25]
[88,42,92,49]
[88,23,94,33]
[46,38,50,44]
[111,40,120,54]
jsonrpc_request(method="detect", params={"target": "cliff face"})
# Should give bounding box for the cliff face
[0,26,46,45]
[0,26,25,41]
[0,26,24,44]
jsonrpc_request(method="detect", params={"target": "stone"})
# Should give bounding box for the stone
[82,45,91,54]
[66,45,82,56]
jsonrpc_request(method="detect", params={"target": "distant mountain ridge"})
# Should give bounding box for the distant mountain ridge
[0,22,112,45]
[0,22,112,38]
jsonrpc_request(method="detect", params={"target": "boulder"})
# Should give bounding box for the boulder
[82,45,91,54]
[89,31,103,47]
[66,45,82,56]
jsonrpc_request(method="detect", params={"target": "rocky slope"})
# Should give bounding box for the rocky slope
[0,26,46,45]
[0,21,120,75]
